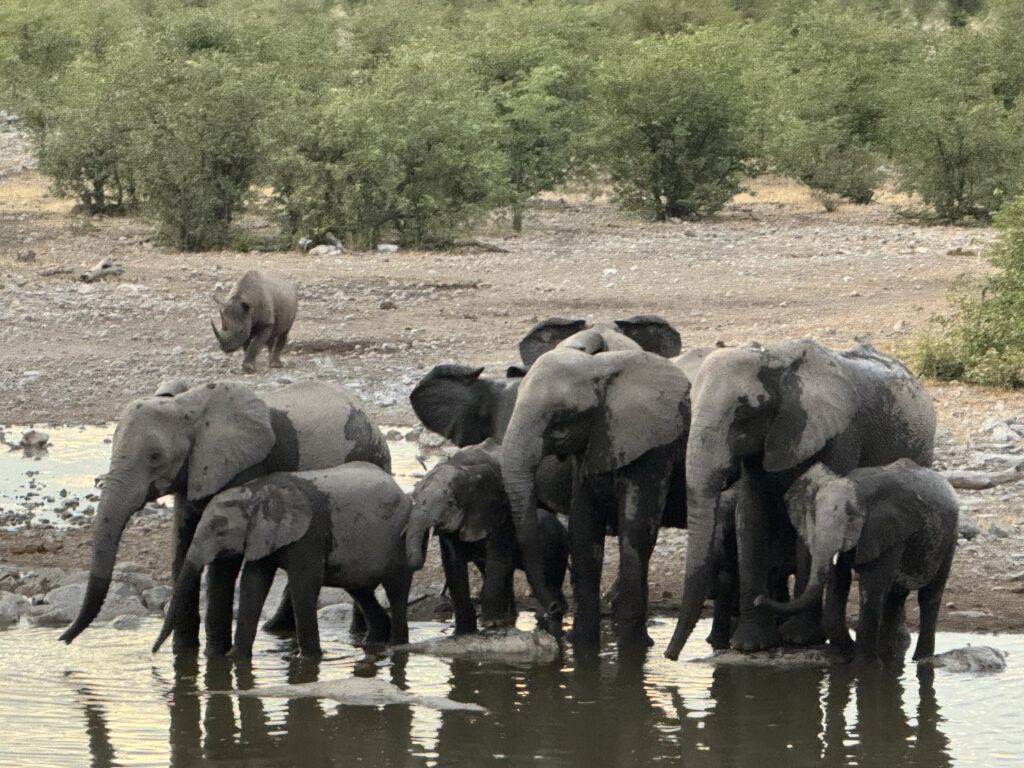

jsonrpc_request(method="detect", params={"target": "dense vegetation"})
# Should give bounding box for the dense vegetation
[2,0,1023,250]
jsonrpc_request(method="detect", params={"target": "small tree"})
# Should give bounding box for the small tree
[884,28,1024,222]
[594,27,753,220]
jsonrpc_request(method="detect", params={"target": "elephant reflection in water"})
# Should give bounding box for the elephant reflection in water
[162,653,422,766]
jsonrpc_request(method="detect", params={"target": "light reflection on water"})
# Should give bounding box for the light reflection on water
[0,617,1020,767]
[0,424,435,529]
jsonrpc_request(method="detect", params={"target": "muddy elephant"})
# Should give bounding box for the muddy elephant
[212,270,297,373]
[501,347,691,648]
[758,460,958,660]
[153,463,414,657]
[60,380,391,652]
[665,339,936,659]
[407,439,568,634]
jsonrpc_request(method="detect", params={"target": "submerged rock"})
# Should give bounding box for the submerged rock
[394,627,562,663]
[0,591,27,628]
[696,646,832,668]
[918,646,1007,673]
[230,676,486,712]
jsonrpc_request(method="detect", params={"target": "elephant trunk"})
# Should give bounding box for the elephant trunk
[60,476,147,643]
[665,424,734,660]
[501,417,560,620]
[152,559,203,653]
[756,570,826,615]
[404,501,437,572]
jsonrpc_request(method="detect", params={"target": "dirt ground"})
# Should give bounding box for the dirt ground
[1,118,1022,638]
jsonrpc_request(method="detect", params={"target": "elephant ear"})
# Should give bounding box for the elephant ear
[614,315,682,358]
[410,364,494,446]
[851,485,925,566]
[242,476,318,562]
[763,340,859,473]
[519,317,588,366]
[584,351,689,475]
[783,463,838,544]
[177,382,276,501]
[454,461,509,543]
[185,487,254,567]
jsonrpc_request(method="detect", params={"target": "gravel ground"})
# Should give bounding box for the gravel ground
[1,120,1022,637]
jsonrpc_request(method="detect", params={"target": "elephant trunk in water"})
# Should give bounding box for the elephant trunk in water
[153,560,204,653]
[501,416,561,623]
[60,473,149,643]
[665,423,735,660]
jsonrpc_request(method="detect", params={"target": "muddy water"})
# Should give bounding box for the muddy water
[0,617,1019,767]
[0,425,435,529]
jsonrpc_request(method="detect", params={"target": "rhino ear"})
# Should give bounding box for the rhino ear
[243,476,318,562]
[614,315,682,358]
[177,382,275,501]
[410,364,494,446]
[519,317,588,366]
[584,352,689,474]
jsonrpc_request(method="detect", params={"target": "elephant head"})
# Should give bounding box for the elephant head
[405,439,508,570]
[410,365,521,446]
[153,475,317,652]
[60,381,277,643]
[665,338,859,659]
[501,348,690,622]
[211,293,251,353]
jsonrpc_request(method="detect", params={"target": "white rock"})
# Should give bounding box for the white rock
[395,627,562,663]
[317,603,354,627]
[233,676,486,712]
[309,245,341,257]
[109,614,141,630]
[377,244,399,253]
[919,646,1006,673]
[0,591,27,628]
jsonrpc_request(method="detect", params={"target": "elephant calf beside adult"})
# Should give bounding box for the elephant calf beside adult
[60,379,391,653]
[665,338,936,659]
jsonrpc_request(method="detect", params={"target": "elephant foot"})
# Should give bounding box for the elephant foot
[829,634,856,659]
[172,636,201,655]
[778,615,826,647]
[225,645,253,660]
[269,359,284,369]
[729,616,781,652]
[205,640,232,657]
[297,644,324,658]
[706,628,731,651]
[241,364,256,374]
[480,615,514,630]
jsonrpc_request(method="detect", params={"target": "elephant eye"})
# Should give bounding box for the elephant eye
[148,450,163,465]
[240,301,250,312]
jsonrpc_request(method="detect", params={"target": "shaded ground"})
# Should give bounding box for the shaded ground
[1,120,1022,637]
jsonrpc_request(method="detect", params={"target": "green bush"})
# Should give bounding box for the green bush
[909,196,1024,387]
[273,43,511,248]
[594,27,753,220]
[883,28,1024,222]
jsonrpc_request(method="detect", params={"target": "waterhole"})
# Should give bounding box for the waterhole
[0,617,1019,766]
[0,425,435,529]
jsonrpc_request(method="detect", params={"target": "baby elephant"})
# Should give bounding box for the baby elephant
[212,270,297,373]
[153,462,416,658]
[407,439,568,634]
[757,459,958,661]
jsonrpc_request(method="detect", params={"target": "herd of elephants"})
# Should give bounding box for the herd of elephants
[56,269,960,667]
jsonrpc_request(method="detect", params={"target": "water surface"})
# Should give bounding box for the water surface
[0,617,1019,767]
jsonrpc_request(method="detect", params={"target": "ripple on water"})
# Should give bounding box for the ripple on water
[2,618,1019,767]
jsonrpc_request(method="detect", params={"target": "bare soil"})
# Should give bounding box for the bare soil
[1,121,1022,637]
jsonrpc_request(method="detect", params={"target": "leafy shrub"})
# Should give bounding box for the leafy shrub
[883,28,1024,222]
[273,43,510,248]
[909,196,1024,387]
[594,27,753,220]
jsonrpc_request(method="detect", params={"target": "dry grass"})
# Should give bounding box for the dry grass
[0,171,74,214]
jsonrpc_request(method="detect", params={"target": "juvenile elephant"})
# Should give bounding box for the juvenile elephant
[60,380,391,652]
[756,460,959,661]
[153,463,415,657]
[212,270,297,373]
[407,439,568,634]
[501,347,691,648]
[665,339,936,659]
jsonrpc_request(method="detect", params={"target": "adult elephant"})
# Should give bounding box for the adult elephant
[501,347,690,648]
[664,339,935,659]
[59,380,391,651]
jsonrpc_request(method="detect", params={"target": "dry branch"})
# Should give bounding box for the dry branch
[942,461,1024,490]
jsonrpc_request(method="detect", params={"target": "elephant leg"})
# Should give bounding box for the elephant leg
[825,559,854,657]
[913,546,954,661]
[855,566,893,661]
[383,573,411,645]
[349,605,367,637]
[205,555,242,656]
[878,588,909,661]
[708,566,736,651]
[729,464,781,652]
[568,483,604,647]
[288,567,323,658]
[440,536,476,635]
[269,332,289,368]
[349,587,391,645]
[779,539,826,646]
[480,530,517,629]
[229,563,276,659]
[262,586,296,633]
[171,495,203,651]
